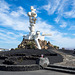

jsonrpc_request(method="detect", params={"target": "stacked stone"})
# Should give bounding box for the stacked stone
[18,39,54,49]
[38,39,54,49]
[18,39,38,49]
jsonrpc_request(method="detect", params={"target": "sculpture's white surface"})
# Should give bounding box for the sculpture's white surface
[23,6,51,49]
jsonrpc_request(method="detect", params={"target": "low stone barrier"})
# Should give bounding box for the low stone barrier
[44,64,75,74]
[0,64,40,71]
[48,64,75,70]
[0,55,8,59]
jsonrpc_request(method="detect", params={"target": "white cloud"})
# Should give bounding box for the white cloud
[0,0,29,31]
[64,11,75,18]
[33,5,41,14]
[0,32,15,40]
[35,17,75,49]
[54,16,67,28]
[0,29,23,40]
[0,29,23,48]
[57,0,67,15]
[42,0,60,15]
[0,0,29,48]
[64,0,75,18]
[68,26,75,30]
[35,17,53,34]
[72,34,75,36]
[54,16,60,23]
[42,0,75,30]
[60,22,67,28]
[42,2,51,12]
[0,0,10,13]
[10,6,27,17]
[0,12,29,31]
[48,34,75,49]
[57,0,75,18]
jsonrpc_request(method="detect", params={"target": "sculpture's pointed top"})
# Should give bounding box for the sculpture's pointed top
[31,6,34,10]
[30,6,36,11]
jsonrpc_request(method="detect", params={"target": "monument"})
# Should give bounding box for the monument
[23,6,51,49]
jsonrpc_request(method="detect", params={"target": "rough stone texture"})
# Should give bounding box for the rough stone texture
[37,57,50,68]
[18,39,38,49]
[44,46,48,49]
[0,64,40,71]
[18,39,54,49]
[38,39,54,49]
[0,49,63,64]
[47,41,53,46]
[3,59,17,65]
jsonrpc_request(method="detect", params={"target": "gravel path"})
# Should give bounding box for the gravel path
[49,49,75,67]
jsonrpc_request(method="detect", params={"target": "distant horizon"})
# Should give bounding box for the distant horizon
[0,0,75,49]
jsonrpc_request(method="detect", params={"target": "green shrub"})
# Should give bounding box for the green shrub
[54,46,57,48]
[54,45,59,49]
[11,48,14,50]
[57,47,59,49]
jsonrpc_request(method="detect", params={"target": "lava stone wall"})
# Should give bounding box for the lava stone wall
[0,64,40,71]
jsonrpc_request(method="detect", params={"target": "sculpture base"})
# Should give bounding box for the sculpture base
[18,39,54,50]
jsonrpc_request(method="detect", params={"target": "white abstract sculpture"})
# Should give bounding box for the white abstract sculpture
[23,6,51,49]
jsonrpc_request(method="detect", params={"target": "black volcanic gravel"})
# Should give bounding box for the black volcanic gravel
[0,49,63,65]
[58,49,75,56]
[0,49,54,56]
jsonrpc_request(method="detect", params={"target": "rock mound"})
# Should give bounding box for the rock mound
[18,39,54,49]
[18,39,37,49]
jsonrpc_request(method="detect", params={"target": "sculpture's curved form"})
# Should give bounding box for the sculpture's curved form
[23,6,51,49]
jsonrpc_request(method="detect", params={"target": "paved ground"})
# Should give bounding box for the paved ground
[0,70,73,75]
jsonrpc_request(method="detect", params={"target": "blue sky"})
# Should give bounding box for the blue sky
[0,0,75,49]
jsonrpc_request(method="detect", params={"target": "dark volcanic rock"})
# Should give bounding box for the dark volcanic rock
[58,49,75,56]
[18,39,38,49]
[18,39,54,49]
[0,49,63,65]
[0,55,8,59]
[0,64,40,71]
[3,59,17,65]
